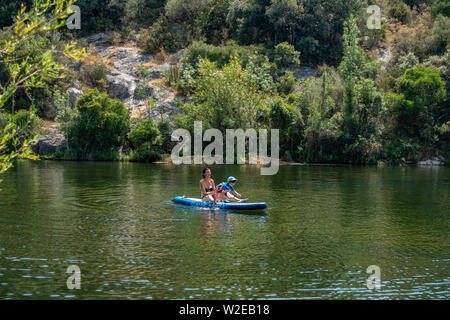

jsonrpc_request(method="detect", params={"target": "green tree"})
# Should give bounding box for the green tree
[431,0,450,18]
[128,118,162,162]
[266,0,303,44]
[67,89,130,159]
[338,15,361,116]
[0,0,84,182]
[177,57,266,130]
[271,42,301,68]
[390,65,446,146]
[123,0,166,27]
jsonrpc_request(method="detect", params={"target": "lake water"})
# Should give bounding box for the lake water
[0,160,448,299]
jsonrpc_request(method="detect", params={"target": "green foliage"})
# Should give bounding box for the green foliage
[165,0,210,24]
[266,0,304,44]
[398,65,446,110]
[431,14,450,55]
[1,110,41,145]
[277,71,297,95]
[130,142,162,162]
[53,90,74,131]
[83,64,108,92]
[431,0,450,17]
[267,95,303,160]
[66,0,125,35]
[176,57,266,131]
[338,15,362,116]
[388,1,412,24]
[137,15,186,54]
[182,41,262,69]
[67,89,130,160]
[128,118,163,162]
[388,65,446,150]
[158,118,175,153]
[193,0,230,45]
[123,0,166,28]
[128,118,161,149]
[271,42,301,68]
[0,0,84,180]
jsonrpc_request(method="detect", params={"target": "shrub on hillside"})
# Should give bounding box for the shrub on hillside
[271,42,301,68]
[67,90,130,160]
[128,118,162,162]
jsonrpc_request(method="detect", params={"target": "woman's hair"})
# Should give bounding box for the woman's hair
[202,168,210,178]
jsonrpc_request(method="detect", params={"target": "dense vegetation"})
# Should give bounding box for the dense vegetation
[1,0,449,167]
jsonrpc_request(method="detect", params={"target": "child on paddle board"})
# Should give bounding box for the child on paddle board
[215,177,248,203]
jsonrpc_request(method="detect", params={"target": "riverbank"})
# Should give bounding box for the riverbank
[33,153,449,167]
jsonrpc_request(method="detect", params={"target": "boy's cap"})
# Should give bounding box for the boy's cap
[227,176,237,182]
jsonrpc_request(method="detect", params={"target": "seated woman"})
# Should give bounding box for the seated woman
[200,168,216,203]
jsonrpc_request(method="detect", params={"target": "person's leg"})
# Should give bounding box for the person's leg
[226,193,248,202]
[202,195,215,202]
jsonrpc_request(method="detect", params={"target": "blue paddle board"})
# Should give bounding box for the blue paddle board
[172,196,267,210]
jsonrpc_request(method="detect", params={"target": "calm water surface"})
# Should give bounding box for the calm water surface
[0,160,449,299]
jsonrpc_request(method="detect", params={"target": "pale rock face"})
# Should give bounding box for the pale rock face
[32,133,67,155]
[66,88,83,108]
[80,43,183,120]
[84,33,111,46]
[418,157,445,166]
[106,70,136,102]
[144,95,182,121]
[148,63,171,79]
[109,48,152,76]
[281,67,319,79]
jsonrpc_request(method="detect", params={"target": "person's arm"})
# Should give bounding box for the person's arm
[200,180,205,197]
[232,190,241,197]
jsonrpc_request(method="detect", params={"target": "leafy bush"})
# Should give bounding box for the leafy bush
[176,57,266,131]
[130,142,162,162]
[53,90,74,132]
[163,65,180,88]
[123,0,166,28]
[388,65,446,145]
[271,42,301,68]
[128,118,161,149]
[388,1,412,24]
[431,0,450,17]
[128,118,162,162]
[277,71,297,95]
[182,41,262,69]
[0,110,41,152]
[431,14,450,55]
[82,64,108,92]
[137,15,185,54]
[67,89,130,160]
[158,118,175,154]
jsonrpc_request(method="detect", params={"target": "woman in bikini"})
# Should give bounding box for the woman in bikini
[200,168,216,203]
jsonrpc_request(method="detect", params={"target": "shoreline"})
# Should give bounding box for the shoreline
[30,155,449,167]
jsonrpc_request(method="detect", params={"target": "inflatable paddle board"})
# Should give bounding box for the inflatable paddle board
[172,196,267,210]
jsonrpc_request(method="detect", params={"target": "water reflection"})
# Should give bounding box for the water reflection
[0,161,448,299]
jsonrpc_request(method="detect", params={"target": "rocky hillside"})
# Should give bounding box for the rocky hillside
[75,33,184,121]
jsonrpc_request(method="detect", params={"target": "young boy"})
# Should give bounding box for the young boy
[215,177,248,202]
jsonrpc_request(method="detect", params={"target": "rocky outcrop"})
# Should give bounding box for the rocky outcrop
[66,87,83,108]
[84,32,111,46]
[79,41,183,120]
[144,95,182,121]
[418,157,445,166]
[282,67,319,79]
[106,70,136,101]
[378,47,392,71]
[109,48,152,75]
[148,63,170,79]
[32,133,67,155]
